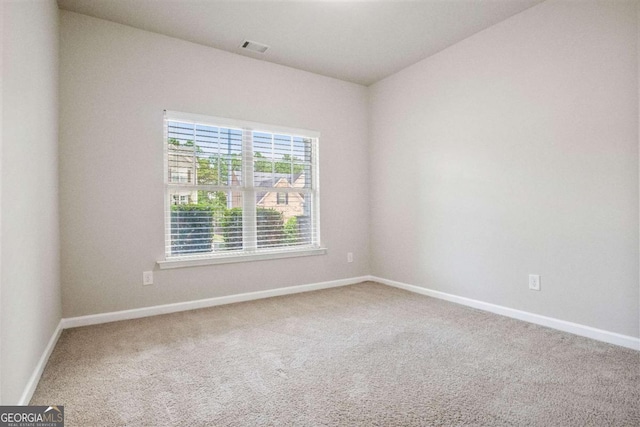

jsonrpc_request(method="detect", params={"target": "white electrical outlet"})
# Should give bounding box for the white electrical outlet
[347,252,354,263]
[143,271,153,286]
[528,274,540,291]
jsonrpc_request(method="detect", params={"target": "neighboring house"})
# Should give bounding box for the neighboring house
[228,171,307,220]
[255,172,306,221]
[167,148,307,220]
[167,144,198,205]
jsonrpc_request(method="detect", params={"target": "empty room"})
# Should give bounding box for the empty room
[1,0,639,425]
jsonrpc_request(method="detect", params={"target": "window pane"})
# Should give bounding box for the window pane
[292,136,312,189]
[252,130,315,250]
[253,132,312,189]
[195,126,242,186]
[169,190,243,255]
[167,121,242,187]
[253,131,274,185]
[167,121,195,146]
[256,191,313,249]
[167,121,195,185]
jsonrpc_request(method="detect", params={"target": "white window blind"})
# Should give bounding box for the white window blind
[162,111,321,265]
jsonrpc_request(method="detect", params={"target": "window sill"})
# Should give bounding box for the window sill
[157,247,328,269]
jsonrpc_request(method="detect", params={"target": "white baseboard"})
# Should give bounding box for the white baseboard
[18,320,64,405]
[21,274,638,405]
[21,276,369,404]
[371,276,640,351]
[61,276,371,329]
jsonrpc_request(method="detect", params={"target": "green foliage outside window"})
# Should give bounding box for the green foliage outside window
[254,152,305,174]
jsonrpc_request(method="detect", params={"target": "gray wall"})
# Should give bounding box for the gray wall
[59,11,370,318]
[369,0,639,337]
[1,0,61,404]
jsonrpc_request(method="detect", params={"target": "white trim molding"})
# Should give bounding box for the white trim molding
[18,321,64,405]
[62,276,369,329]
[371,276,640,351]
[158,247,327,269]
[21,276,368,405]
[20,274,638,406]
[165,110,320,139]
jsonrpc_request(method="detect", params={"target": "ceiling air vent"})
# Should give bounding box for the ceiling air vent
[240,40,269,54]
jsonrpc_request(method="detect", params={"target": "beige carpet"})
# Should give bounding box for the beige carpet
[31,282,639,426]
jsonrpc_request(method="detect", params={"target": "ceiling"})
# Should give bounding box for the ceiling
[57,0,545,86]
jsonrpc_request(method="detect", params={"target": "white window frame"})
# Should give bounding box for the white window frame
[158,111,325,269]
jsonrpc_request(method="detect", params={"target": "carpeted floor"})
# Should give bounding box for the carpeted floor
[31,282,639,426]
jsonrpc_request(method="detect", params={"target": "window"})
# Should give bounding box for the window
[160,111,324,268]
[171,194,193,205]
[276,192,288,205]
